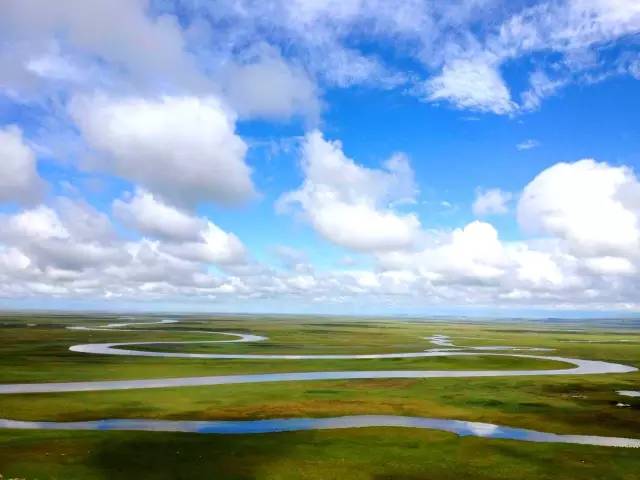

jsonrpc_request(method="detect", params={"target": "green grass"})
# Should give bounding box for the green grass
[2,429,640,480]
[0,313,639,479]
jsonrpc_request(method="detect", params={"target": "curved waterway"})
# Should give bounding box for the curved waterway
[1,415,638,448]
[0,318,638,448]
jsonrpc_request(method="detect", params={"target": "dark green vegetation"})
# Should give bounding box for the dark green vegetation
[1,313,639,479]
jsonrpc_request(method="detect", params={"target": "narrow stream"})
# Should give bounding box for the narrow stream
[1,415,638,448]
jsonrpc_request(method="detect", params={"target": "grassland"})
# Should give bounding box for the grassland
[0,313,639,479]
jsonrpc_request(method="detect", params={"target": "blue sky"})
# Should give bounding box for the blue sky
[1,0,640,316]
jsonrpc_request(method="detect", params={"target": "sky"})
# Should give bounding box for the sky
[1,0,640,316]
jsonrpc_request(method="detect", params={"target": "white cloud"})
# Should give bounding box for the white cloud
[278,130,420,252]
[114,188,247,265]
[0,125,44,204]
[56,197,115,243]
[516,139,540,151]
[510,246,566,288]
[312,44,406,89]
[521,71,568,111]
[25,50,87,83]
[584,256,636,275]
[0,202,123,272]
[2,0,639,116]
[419,0,640,114]
[0,197,250,300]
[472,188,512,216]
[160,221,247,266]
[522,0,640,53]
[114,189,205,242]
[629,58,640,79]
[0,2,325,124]
[518,159,640,257]
[2,186,640,310]
[312,202,421,252]
[424,58,516,114]
[272,245,312,273]
[370,181,640,307]
[418,221,509,282]
[0,0,207,96]
[377,221,509,283]
[69,94,255,207]
[4,205,68,241]
[220,46,320,121]
[0,247,31,272]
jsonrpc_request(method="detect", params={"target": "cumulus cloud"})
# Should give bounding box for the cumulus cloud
[278,130,420,251]
[220,46,320,121]
[518,159,640,257]
[584,256,636,276]
[160,222,247,266]
[420,221,509,282]
[0,196,248,300]
[473,188,513,216]
[372,218,628,308]
[0,0,207,96]
[0,201,122,273]
[377,221,508,283]
[114,189,205,242]
[2,178,640,310]
[114,189,247,265]
[4,205,69,241]
[364,156,640,309]
[69,94,255,207]
[509,245,568,289]
[0,125,45,204]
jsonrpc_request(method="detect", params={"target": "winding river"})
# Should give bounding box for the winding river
[1,318,638,448]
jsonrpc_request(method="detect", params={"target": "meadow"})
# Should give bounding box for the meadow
[0,313,639,479]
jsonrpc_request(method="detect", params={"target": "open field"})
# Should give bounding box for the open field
[0,313,639,479]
